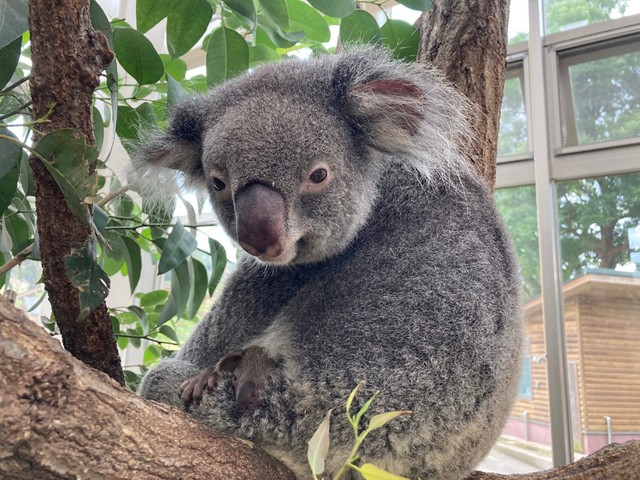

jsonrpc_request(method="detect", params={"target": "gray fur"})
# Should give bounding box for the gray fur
[137,47,523,479]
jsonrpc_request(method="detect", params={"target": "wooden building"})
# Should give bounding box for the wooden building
[503,271,640,454]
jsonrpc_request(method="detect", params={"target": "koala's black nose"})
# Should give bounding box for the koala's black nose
[235,183,285,258]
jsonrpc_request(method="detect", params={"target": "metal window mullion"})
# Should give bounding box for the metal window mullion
[528,0,574,466]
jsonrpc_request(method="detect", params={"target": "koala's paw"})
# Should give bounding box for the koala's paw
[179,366,220,405]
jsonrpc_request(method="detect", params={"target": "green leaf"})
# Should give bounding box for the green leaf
[92,204,109,235]
[160,324,179,342]
[116,102,157,143]
[64,239,110,321]
[307,409,332,475]
[93,107,105,152]
[339,10,380,46]
[379,20,420,62]
[158,258,190,324]
[0,128,21,214]
[139,289,169,307]
[188,258,208,318]
[167,0,213,58]
[307,0,355,18]
[166,74,186,111]
[259,0,290,30]
[206,27,249,88]
[121,236,142,293]
[358,463,411,480]
[19,151,35,197]
[113,27,164,85]
[90,0,114,49]
[160,54,188,81]
[208,238,227,295]
[34,129,100,227]
[222,0,256,23]
[0,36,21,90]
[287,0,330,43]
[136,0,178,33]
[249,45,280,66]
[129,305,149,335]
[355,391,379,426]
[157,219,197,274]
[0,0,28,50]
[366,411,412,433]
[346,382,362,422]
[396,0,432,11]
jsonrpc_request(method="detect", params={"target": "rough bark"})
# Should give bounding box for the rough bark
[28,0,124,384]
[1,296,639,479]
[418,0,510,189]
[0,297,296,480]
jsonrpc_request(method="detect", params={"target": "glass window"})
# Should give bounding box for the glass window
[509,0,529,44]
[557,171,640,457]
[544,0,640,35]
[498,66,530,158]
[558,39,640,147]
[481,185,551,473]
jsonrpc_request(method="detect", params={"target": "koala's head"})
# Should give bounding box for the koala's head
[135,47,470,265]
[217,346,277,410]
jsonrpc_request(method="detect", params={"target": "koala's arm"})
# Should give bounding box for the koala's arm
[138,311,220,407]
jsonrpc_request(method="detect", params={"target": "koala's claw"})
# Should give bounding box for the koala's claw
[179,367,220,405]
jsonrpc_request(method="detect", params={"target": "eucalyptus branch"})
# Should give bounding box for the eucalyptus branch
[114,332,179,347]
[106,221,218,231]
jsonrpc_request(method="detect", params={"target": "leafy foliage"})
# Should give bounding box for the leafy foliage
[307,384,412,480]
[0,0,433,390]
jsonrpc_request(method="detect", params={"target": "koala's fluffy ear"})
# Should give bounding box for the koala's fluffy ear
[347,78,426,153]
[135,96,206,181]
[217,351,244,372]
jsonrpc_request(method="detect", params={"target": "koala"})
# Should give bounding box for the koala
[137,47,524,480]
[180,346,277,410]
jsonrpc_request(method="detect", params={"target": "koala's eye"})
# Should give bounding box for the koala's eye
[212,177,226,191]
[232,375,238,382]
[309,168,328,184]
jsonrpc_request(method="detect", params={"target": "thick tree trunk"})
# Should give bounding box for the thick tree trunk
[0,297,296,480]
[1,296,638,479]
[28,0,124,384]
[418,0,510,188]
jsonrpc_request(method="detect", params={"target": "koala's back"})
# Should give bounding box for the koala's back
[182,166,523,479]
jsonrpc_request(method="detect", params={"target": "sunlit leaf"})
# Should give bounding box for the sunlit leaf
[307,409,332,475]
[157,219,197,274]
[340,10,380,46]
[93,107,105,152]
[346,382,362,421]
[139,289,170,307]
[287,0,330,42]
[161,54,188,81]
[65,239,110,321]
[249,45,280,66]
[222,0,256,24]
[206,27,249,87]
[396,0,432,11]
[0,0,28,50]
[167,0,213,57]
[367,411,412,432]
[136,0,178,33]
[160,324,179,342]
[0,36,21,90]
[308,0,355,18]
[358,463,411,480]
[208,238,227,295]
[259,0,290,30]
[380,20,420,62]
[0,128,21,214]
[188,258,208,318]
[113,27,164,85]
